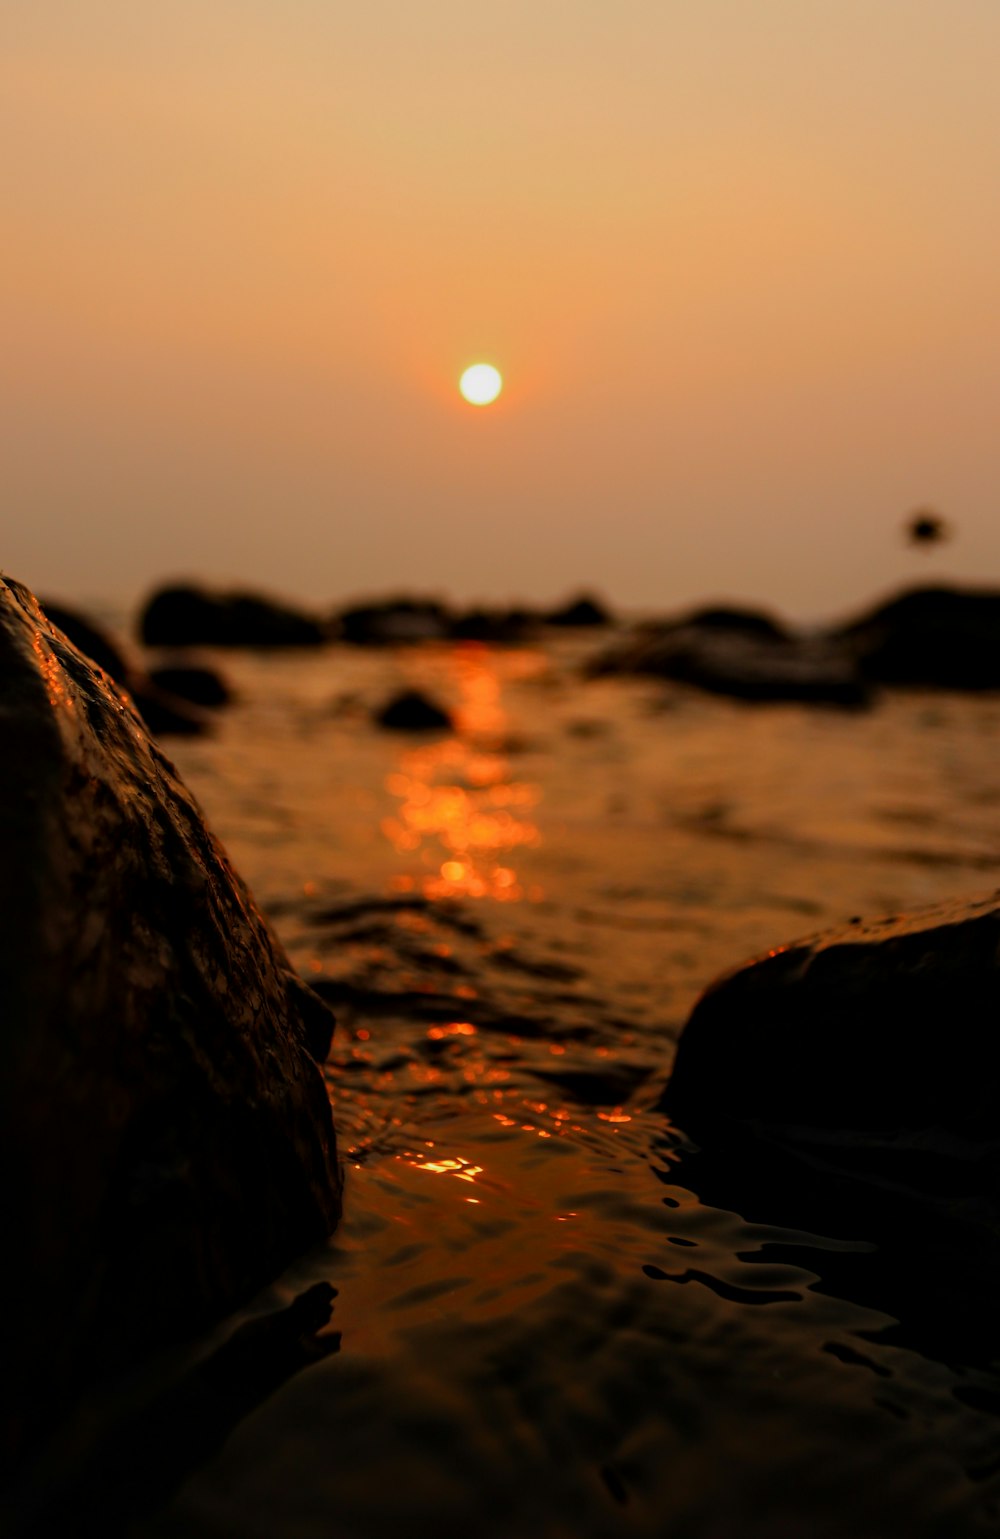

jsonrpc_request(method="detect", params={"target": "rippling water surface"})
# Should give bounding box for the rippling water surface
[53,636,1000,1535]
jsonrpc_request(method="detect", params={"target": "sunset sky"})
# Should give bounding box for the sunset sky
[4,2,999,618]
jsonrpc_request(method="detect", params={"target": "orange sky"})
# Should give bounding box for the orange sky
[3,2,999,617]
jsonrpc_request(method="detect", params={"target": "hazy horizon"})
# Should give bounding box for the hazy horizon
[5,2,999,618]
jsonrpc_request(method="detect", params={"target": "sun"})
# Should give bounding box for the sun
[459,363,502,407]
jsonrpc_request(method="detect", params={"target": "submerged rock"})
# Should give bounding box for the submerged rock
[0,577,341,1472]
[375,688,453,732]
[141,584,327,648]
[832,584,1000,689]
[660,892,1000,1243]
[591,614,870,707]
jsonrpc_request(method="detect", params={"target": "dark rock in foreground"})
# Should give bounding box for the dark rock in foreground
[660,892,1000,1242]
[375,688,453,732]
[141,584,327,648]
[833,584,1000,689]
[0,577,341,1473]
[591,613,870,707]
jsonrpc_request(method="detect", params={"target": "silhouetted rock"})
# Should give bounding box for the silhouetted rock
[832,585,1000,689]
[448,606,535,644]
[375,689,453,732]
[337,598,450,646]
[148,663,232,709]
[591,616,869,707]
[544,593,613,628]
[42,600,210,737]
[0,577,341,1473]
[141,584,327,648]
[660,892,1000,1246]
[678,604,790,642]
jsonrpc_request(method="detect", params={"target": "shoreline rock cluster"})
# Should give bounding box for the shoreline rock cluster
[139,583,614,650]
[590,585,1000,705]
[42,580,1000,735]
[0,577,342,1475]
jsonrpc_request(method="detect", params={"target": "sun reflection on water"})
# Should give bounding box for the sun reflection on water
[381,647,543,902]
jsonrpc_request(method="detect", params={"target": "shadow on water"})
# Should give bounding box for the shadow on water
[3,1283,341,1539]
[654,1125,1000,1373]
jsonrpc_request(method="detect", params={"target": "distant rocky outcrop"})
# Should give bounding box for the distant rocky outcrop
[41,600,211,736]
[334,596,535,646]
[832,585,1000,690]
[660,892,1000,1245]
[336,597,451,646]
[448,606,534,644]
[140,584,327,648]
[544,593,613,628]
[591,606,870,707]
[0,577,341,1473]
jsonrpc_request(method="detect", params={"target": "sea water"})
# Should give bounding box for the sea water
[42,634,1000,1535]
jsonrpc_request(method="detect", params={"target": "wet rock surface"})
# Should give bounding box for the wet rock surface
[141,584,327,648]
[660,891,1000,1249]
[0,578,341,1474]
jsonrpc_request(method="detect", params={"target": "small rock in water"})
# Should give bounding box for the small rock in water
[375,688,453,732]
[0,577,341,1474]
[148,662,233,708]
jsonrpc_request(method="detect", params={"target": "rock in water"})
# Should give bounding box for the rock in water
[140,584,327,647]
[660,893,1000,1236]
[0,577,341,1473]
[375,688,453,732]
[590,615,870,707]
[832,584,1000,689]
[544,593,613,628]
